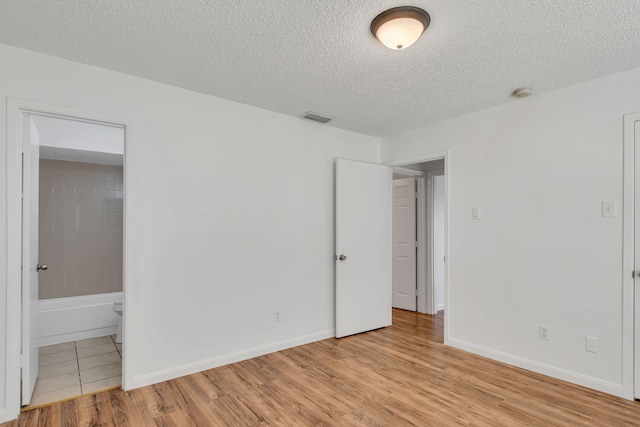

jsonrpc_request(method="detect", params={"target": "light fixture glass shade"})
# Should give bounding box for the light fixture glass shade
[375,17,425,50]
[371,6,430,50]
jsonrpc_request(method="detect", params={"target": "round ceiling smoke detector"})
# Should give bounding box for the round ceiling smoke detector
[512,88,532,98]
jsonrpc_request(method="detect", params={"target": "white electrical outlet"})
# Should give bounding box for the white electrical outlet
[586,336,598,353]
[539,325,550,340]
[274,311,281,322]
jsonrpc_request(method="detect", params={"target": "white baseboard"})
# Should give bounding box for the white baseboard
[131,329,335,389]
[447,338,625,398]
[436,304,444,312]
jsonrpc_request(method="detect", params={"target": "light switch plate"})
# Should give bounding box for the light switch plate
[472,207,481,220]
[602,201,616,218]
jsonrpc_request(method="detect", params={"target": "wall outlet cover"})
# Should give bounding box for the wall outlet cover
[472,207,481,220]
[539,325,550,340]
[602,201,616,218]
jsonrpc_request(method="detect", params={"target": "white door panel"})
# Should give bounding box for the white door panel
[336,159,392,338]
[392,178,417,311]
[22,114,40,405]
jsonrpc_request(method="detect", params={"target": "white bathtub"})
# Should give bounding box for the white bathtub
[37,292,123,347]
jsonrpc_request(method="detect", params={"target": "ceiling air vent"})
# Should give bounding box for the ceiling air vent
[300,112,333,124]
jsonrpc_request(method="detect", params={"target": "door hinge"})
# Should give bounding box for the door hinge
[415,289,419,296]
[415,241,419,248]
[415,191,419,199]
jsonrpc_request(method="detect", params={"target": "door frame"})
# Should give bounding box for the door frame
[5,98,133,418]
[623,111,639,400]
[385,150,450,343]
[426,168,445,314]
[392,167,424,313]
[391,175,418,312]
[392,167,433,314]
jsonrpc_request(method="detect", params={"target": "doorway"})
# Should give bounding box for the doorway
[385,152,449,343]
[6,100,129,413]
[26,114,125,408]
[625,111,640,400]
[391,173,418,311]
[392,160,445,315]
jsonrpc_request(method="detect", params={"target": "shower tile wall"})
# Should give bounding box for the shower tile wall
[39,159,124,300]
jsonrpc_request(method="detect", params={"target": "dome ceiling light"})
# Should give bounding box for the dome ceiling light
[370,6,431,50]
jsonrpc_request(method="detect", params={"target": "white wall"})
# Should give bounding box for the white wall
[0,43,380,422]
[382,66,640,397]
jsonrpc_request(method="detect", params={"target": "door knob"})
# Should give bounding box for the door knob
[37,263,48,271]
[338,255,347,261]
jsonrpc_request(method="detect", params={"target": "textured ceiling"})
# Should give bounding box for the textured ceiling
[2,1,640,137]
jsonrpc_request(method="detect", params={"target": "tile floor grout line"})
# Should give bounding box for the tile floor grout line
[112,334,123,358]
[74,340,83,394]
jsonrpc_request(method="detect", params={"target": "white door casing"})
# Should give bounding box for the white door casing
[335,159,392,338]
[425,168,445,314]
[634,119,640,399]
[392,178,417,311]
[21,114,40,405]
[433,174,445,312]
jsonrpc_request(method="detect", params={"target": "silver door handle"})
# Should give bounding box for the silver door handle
[37,263,48,271]
[338,255,347,261]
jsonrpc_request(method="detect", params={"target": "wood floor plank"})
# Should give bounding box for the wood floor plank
[7,309,640,426]
[13,410,37,427]
[73,393,111,427]
[152,409,195,427]
[104,389,130,427]
[166,376,246,427]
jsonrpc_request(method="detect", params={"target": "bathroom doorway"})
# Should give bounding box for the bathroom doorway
[18,111,126,409]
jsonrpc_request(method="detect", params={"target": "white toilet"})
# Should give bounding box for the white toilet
[113,298,123,344]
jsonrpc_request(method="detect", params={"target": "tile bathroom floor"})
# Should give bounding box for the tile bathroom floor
[24,335,122,409]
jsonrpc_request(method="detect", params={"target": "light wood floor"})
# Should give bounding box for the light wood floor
[4,309,640,426]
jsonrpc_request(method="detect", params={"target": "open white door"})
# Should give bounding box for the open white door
[392,178,417,311]
[336,159,392,338]
[21,114,40,405]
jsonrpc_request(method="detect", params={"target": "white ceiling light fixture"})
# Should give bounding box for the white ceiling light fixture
[370,6,431,50]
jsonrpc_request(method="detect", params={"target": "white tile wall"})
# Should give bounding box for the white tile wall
[39,159,123,299]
